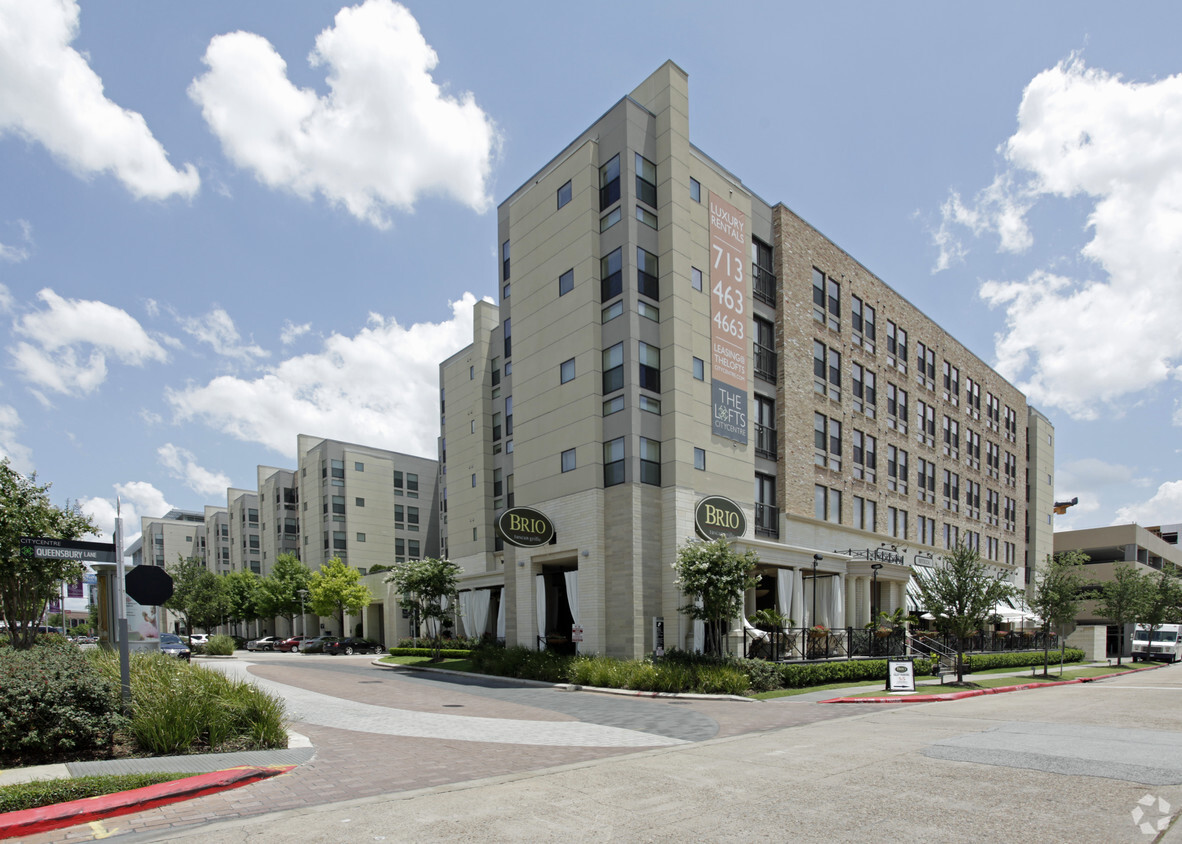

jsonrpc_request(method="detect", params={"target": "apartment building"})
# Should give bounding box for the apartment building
[226,488,262,575]
[258,466,300,572]
[439,61,1053,659]
[202,505,231,573]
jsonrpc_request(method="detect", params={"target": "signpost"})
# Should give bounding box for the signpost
[886,657,916,693]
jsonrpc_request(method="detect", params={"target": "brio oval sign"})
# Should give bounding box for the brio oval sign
[694,496,747,541]
[497,507,555,548]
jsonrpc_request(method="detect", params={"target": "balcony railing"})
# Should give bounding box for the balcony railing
[754,344,777,383]
[755,424,777,460]
[755,503,779,538]
[753,264,777,306]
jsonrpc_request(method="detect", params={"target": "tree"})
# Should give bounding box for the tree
[385,557,462,661]
[1029,550,1089,677]
[1138,570,1182,662]
[0,460,99,649]
[1094,563,1150,666]
[674,538,761,657]
[308,558,372,637]
[259,553,313,633]
[911,543,1017,682]
[222,570,265,636]
[164,557,228,641]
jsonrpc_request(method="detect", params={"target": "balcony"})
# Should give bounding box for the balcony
[754,344,777,383]
[753,264,777,306]
[755,423,777,460]
[755,503,779,539]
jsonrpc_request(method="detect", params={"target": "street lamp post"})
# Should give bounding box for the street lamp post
[811,554,822,629]
[870,563,883,623]
[298,589,308,637]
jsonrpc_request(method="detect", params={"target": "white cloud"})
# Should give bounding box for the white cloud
[937,56,1182,418]
[188,0,496,228]
[0,0,199,199]
[1112,481,1182,527]
[280,320,312,345]
[157,443,232,498]
[0,403,33,472]
[140,409,163,426]
[0,282,12,313]
[8,288,170,396]
[167,293,481,458]
[0,219,32,262]
[179,307,268,362]
[80,480,172,550]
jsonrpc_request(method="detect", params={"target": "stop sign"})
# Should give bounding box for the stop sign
[125,565,174,605]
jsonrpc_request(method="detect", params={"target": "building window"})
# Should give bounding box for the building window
[504,398,512,438]
[602,300,623,323]
[943,523,959,550]
[502,240,510,281]
[637,247,659,300]
[754,317,776,383]
[756,473,778,537]
[943,470,961,512]
[918,515,936,546]
[691,266,703,291]
[853,496,876,532]
[690,178,701,202]
[755,395,776,459]
[965,480,981,520]
[635,153,657,207]
[503,317,511,358]
[559,268,574,296]
[557,179,572,209]
[812,340,840,399]
[356,533,366,543]
[917,458,936,504]
[560,358,576,384]
[604,437,625,487]
[638,300,659,322]
[886,321,908,372]
[887,507,908,540]
[409,539,420,559]
[851,296,877,350]
[492,412,502,441]
[917,400,936,446]
[942,415,960,458]
[852,363,876,417]
[814,413,842,471]
[887,445,908,493]
[692,357,704,380]
[942,361,960,404]
[333,531,347,551]
[330,459,344,480]
[638,341,660,392]
[471,474,476,488]
[600,206,621,231]
[916,342,936,388]
[562,448,576,473]
[694,448,705,470]
[599,154,620,210]
[603,342,623,394]
[815,485,841,523]
[395,504,404,526]
[639,437,661,485]
[966,377,982,418]
[355,497,365,507]
[852,430,876,482]
[636,206,657,229]
[812,268,840,330]
[887,383,908,433]
[966,429,981,470]
[639,395,661,414]
[752,238,776,306]
[603,395,624,415]
[601,247,622,301]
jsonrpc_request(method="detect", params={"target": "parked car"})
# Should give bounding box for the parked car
[275,635,307,653]
[187,633,209,646]
[299,635,335,654]
[324,636,385,656]
[159,633,191,662]
[230,635,248,650]
[246,636,281,652]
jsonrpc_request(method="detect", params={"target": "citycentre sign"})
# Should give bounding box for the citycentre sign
[694,496,747,541]
[496,507,556,548]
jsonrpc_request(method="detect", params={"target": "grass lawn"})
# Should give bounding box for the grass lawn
[379,654,476,672]
[831,664,1146,698]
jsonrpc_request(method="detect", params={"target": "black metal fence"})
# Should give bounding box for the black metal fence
[743,627,1059,662]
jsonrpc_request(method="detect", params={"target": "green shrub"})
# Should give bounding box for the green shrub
[0,639,125,766]
[468,644,572,682]
[91,651,286,755]
[0,772,190,814]
[388,647,473,659]
[204,635,236,656]
[961,648,1084,672]
[777,658,936,688]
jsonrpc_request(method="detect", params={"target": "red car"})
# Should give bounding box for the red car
[275,635,307,653]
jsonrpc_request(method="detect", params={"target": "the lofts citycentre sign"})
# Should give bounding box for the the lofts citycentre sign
[496,507,556,548]
[694,496,747,541]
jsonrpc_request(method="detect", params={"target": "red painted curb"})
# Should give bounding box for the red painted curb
[819,662,1166,704]
[0,765,294,840]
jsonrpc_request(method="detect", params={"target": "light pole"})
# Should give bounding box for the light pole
[811,554,822,629]
[870,563,883,624]
[297,589,308,637]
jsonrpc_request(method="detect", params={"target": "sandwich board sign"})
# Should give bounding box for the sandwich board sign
[886,658,916,693]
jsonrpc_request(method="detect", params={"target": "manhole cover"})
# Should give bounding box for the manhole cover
[442,704,463,708]
[358,681,382,684]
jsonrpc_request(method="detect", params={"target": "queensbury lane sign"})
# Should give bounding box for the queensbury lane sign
[20,536,116,564]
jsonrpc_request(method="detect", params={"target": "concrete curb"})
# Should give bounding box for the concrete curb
[373,659,754,702]
[0,765,294,840]
[820,662,1167,704]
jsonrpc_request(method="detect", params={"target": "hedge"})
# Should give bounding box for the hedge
[388,647,474,659]
[0,773,189,814]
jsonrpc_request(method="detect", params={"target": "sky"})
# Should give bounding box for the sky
[3,0,1182,548]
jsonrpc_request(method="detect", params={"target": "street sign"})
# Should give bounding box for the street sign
[20,537,116,564]
[125,564,174,606]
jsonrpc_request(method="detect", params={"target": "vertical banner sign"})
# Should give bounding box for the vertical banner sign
[709,193,748,444]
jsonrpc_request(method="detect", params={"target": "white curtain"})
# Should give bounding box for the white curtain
[777,569,794,625]
[829,575,844,628]
[793,570,805,629]
[458,591,472,637]
[536,574,547,650]
[425,595,449,638]
[564,570,580,653]
[470,589,491,640]
[495,589,505,639]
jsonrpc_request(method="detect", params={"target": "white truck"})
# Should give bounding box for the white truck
[1132,624,1182,663]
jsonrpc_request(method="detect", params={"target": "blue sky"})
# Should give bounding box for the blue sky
[3,0,1182,546]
